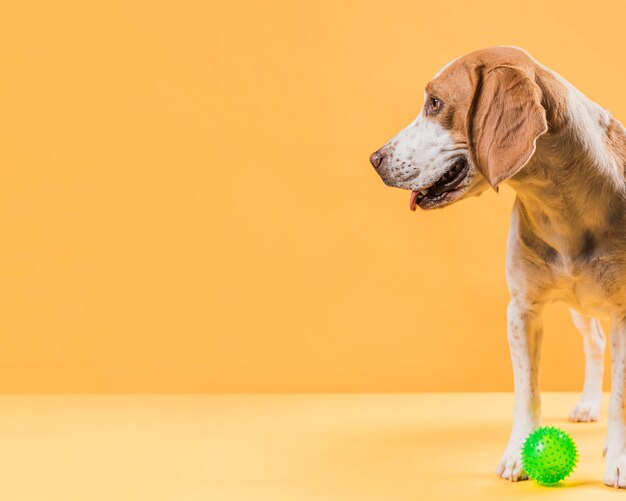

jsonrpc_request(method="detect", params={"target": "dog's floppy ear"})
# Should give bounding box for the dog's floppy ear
[467,65,548,189]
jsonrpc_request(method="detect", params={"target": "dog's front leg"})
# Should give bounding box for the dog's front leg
[604,319,626,488]
[497,300,543,481]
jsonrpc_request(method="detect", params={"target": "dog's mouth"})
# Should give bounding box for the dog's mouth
[409,157,470,211]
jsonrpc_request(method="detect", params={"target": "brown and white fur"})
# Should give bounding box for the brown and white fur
[370,46,626,487]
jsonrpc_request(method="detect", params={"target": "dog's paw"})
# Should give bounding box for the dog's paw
[604,453,626,488]
[569,399,600,422]
[496,450,528,482]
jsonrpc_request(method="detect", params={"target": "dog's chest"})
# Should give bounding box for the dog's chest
[546,251,622,317]
[512,199,626,316]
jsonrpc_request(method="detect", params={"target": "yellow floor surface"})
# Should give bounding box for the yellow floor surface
[0,393,622,500]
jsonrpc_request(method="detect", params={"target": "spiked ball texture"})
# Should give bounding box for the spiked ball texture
[521,426,578,486]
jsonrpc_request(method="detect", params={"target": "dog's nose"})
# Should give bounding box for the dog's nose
[369,150,383,169]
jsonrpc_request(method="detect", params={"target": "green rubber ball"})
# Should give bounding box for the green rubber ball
[521,426,578,486]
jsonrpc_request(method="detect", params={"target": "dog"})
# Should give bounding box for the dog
[369,46,626,487]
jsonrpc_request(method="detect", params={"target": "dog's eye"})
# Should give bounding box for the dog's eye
[428,96,442,114]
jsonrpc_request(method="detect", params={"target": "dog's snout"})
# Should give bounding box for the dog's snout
[369,150,384,169]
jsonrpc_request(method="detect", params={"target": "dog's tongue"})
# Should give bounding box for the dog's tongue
[409,190,419,211]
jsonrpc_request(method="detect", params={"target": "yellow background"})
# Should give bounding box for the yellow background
[0,393,612,499]
[0,0,623,392]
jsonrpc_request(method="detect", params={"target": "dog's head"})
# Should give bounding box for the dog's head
[370,46,549,210]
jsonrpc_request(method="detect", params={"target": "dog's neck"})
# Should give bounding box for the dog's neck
[506,89,626,259]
